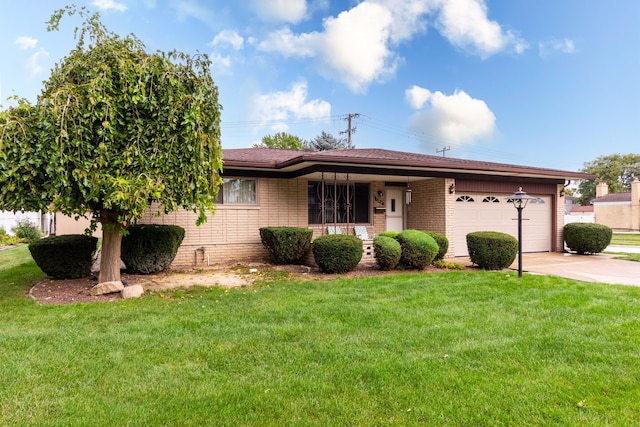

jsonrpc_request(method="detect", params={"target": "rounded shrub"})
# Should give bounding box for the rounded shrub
[564,222,612,254]
[12,219,42,242]
[373,235,402,271]
[377,231,399,239]
[259,226,313,264]
[466,231,517,270]
[29,234,98,279]
[311,234,363,274]
[121,224,185,274]
[396,229,439,270]
[424,231,449,261]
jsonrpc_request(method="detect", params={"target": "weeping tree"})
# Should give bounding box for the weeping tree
[0,6,223,283]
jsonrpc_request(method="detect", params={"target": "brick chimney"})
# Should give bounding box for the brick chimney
[595,181,609,198]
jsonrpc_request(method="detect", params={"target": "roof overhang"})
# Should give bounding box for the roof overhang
[221,148,595,183]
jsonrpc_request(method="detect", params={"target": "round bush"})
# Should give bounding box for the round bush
[424,231,449,261]
[564,222,612,254]
[396,229,439,269]
[466,231,517,270]
[29,234,98,279]
[311,234,363,274]
[121,224,185,274]
[13,219,42,242]
[377,231,399,239]
[373,235,402,270]
[259,226,312,264]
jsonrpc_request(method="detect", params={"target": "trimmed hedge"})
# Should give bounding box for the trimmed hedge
[259,227,313,264]
[29,234,98,279]
[424,231,449,261]
[466,231,517,270]
[564,222,612,254]
[396,229,439,270]
[311,234,363,274]
[377,231,399,239]
[121,225,185,274]
[373,235,402,271]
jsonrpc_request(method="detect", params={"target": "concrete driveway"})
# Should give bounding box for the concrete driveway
[459,250,640,286]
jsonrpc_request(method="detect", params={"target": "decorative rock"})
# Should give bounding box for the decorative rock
[122,284,144,299]
[90,281,125,296]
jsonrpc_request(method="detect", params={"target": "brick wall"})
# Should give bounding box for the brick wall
[405,178,456,257]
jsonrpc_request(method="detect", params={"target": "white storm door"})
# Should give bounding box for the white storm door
[386,188,404,232]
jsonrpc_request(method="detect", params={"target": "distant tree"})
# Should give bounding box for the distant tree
[310,131,353,151]
[0,7,223,283]
[253,132,310,150]
[577,153,640,205]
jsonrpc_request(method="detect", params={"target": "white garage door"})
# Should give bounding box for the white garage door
[454,193,552,256]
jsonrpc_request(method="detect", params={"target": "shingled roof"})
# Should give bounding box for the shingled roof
[592,192,632,203]
[222,148,593,181]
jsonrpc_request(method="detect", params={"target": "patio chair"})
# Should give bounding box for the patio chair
[353,226,370,240]
[327,226,342,235]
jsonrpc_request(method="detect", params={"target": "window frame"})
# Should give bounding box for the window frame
[216,177,258,206]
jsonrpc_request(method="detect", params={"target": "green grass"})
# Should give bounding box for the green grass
[612,253,640,262]
[2,246,640,425]
[611,233,640,245]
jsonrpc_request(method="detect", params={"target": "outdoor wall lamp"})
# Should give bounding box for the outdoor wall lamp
[449,183,455,194]
[405,188,412,205]
[507,187,536,278]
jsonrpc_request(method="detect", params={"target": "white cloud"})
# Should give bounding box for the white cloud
[539,38,576,58]
[15,36,38,50]
[253,0,307,23]
[435,0,527,58]
[259,2,399,93]
[90,0,128,12]
[26,49,49,78]
[405,85,432,109]
[257,0,525,93]
[210,30,244,51]
[251,81,331,130]
[406,86,496,146]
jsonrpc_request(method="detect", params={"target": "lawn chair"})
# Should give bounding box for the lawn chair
[327,226,342,235]
[353,226,370,240]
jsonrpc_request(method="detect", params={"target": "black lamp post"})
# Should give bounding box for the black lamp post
[508,187,535,277]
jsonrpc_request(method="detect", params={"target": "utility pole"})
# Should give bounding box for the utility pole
[339,113,360,148]
[436,146,451,157]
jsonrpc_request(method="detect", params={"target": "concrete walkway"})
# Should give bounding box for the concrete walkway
[459,251,640,287]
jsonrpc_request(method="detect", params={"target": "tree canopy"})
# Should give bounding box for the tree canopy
[253,132,309,150]
[0,7,223,282]
[310,131,353,151]
[577,153,640,205]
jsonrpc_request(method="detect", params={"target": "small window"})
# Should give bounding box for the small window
[217,178,257,204]
[482,196,500,203]
[456,195,475,202]
[530,198,545,204]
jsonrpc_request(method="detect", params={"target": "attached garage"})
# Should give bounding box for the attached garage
[454,192,552,257]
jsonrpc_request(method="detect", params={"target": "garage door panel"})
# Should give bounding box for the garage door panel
[455,194,551,256]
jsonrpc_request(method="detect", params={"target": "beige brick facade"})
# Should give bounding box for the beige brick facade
[142,177,389,267]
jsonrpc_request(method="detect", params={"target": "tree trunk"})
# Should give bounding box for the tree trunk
[99,211,124,283]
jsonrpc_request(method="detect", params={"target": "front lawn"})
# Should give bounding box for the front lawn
[611,233,640,245]
[1,246,640,425]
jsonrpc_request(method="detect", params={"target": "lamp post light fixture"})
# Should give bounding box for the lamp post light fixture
[508,187,536,278]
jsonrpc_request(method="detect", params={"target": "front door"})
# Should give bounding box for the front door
[386,188,404,232]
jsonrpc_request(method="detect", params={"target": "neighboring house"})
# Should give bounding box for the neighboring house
[139,148,592,266]
[564,195,580,215]
[591,179,640,231]
[0,211,52,235]
[565,205,594,224]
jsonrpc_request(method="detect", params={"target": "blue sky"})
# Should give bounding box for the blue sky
[1,0,639,172]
